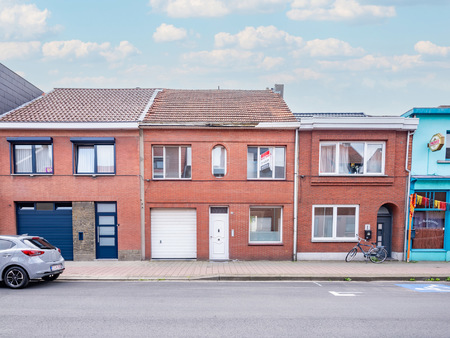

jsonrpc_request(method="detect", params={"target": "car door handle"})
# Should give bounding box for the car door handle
[3,254,12,257]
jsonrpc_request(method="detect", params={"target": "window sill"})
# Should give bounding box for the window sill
[248,242,283,246]
[247,178,286,181]
[12,173,53,176]
[74,174,115,177]
[437,160,450,164]
[152,178,192,180]
[312,238,359,243]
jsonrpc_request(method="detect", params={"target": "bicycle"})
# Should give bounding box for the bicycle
[345,236,388,263]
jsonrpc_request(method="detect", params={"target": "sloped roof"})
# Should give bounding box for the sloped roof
[0,88,158,122]
[143,89,296,124]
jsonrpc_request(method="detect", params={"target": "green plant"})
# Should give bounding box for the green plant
[344,277,352,281]
[446,277,450,281]
[436,278,440,281]
[409,278,415,281]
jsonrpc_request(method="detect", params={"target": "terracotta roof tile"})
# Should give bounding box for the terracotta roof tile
[144,89,296,124]
[0,88,158,122]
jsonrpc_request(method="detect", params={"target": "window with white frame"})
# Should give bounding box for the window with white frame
[7,137,53,174]
[312,205,358,241]
[71,138,115,174]
[153,146,192,179]
[249,207,282,243]
[320,142,385,175]
[212,145,226,177]
[247,146,285,179]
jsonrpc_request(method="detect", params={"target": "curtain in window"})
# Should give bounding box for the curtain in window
[336,207,356,237]
[77,146,95,173]
[320,144,335,173]
[247,147,258,178]
[314,207,333,237]
[14,145,33,173]
[165,147,179,178]
[413,210,445,249]
[339,143,363,174]
[274,147,285,179]
[366,144,383,173]
[97,145,114,173]
[35,145,53,173]
[212,146,226,177]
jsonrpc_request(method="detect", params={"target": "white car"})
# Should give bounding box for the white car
[0,235,65,289]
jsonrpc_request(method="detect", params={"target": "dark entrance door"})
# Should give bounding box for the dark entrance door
[95,203,118,259]
[377,206,392,258]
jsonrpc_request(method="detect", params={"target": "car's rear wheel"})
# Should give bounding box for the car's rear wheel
[4,266,29,289]
[42,274,60,281]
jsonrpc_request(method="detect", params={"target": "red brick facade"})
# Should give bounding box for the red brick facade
[296,129,410,259]
[0,129,142,259]
[143,128,296,260]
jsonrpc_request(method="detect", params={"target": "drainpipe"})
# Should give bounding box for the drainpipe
[293,128,299,261]
[139,128,146,260]
[403,130,415,261]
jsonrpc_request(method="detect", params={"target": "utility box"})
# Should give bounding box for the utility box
[364,230,372,241]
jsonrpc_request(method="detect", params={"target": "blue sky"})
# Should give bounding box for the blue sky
[1,0,450,115]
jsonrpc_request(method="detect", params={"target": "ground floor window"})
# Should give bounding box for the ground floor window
[413,191,447,250]
[312,205,358,241]
[249,207,282,243]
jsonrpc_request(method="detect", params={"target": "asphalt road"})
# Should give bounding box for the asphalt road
[1,280,450,337]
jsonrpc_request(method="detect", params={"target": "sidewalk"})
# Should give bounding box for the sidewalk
[60,260,450,281]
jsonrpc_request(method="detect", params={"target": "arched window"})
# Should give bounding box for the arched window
[212,145,226,177]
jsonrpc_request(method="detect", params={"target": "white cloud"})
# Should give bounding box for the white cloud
[319,54,422,71]
[215,26,303,49]
[415,41,450,56]
[149,0,229,18]
[100,41,141,62]
[299,38,365,57]
[0,2,51,39]
[42,40,140,62]
[287,0,396,22]
[54,76,119,87]
[149,0,289,17]
[260,56,284,70]
[153,23,187,42]
[0,41,41,60]
[261,67,323,84]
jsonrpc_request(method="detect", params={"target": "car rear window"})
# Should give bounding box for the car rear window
[24,238,56,250]
[0,239,15,250]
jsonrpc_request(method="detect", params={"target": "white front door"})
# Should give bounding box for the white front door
[209,207,229,260]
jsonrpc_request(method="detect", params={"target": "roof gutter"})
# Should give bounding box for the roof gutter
[0,122,139,130]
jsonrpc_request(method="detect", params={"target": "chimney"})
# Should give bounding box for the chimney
[272,84,284,98]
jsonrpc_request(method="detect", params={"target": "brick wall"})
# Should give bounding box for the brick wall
[0,129,142,260]
[297,129,409,256]
[144,128,296,260]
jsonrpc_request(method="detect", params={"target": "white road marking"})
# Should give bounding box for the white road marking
[329,291,362,297]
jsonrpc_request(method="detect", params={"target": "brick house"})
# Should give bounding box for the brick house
[294,113,418,261]
[0,88,159,261]
[141,89,299,260]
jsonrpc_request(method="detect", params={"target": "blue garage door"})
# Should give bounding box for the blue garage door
[17,202,73,260]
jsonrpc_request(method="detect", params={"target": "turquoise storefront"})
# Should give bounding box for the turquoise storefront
[403,107,450,261]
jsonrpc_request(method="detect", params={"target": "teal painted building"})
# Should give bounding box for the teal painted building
[403,106,450,261]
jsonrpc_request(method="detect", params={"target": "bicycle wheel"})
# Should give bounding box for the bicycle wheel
[345,248,358,262]
[369,247,387,263]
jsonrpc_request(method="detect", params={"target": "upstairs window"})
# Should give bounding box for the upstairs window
[212,145,227,178]
[7,137,53,174]
[247,146,285,179]
[153,146,192,179]
[71,138,115,174]
[320,142,385,175]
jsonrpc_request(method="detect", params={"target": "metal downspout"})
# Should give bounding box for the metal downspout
[293,128,299,261]
[403,130,414,261]
[139,128,146,260]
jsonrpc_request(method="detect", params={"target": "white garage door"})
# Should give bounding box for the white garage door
[151,208,197,259]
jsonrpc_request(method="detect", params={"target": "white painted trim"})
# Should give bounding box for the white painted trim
[0,122,139,130]
[255,122,301,129]
[139,89,163,121]
[299,117,419,131]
